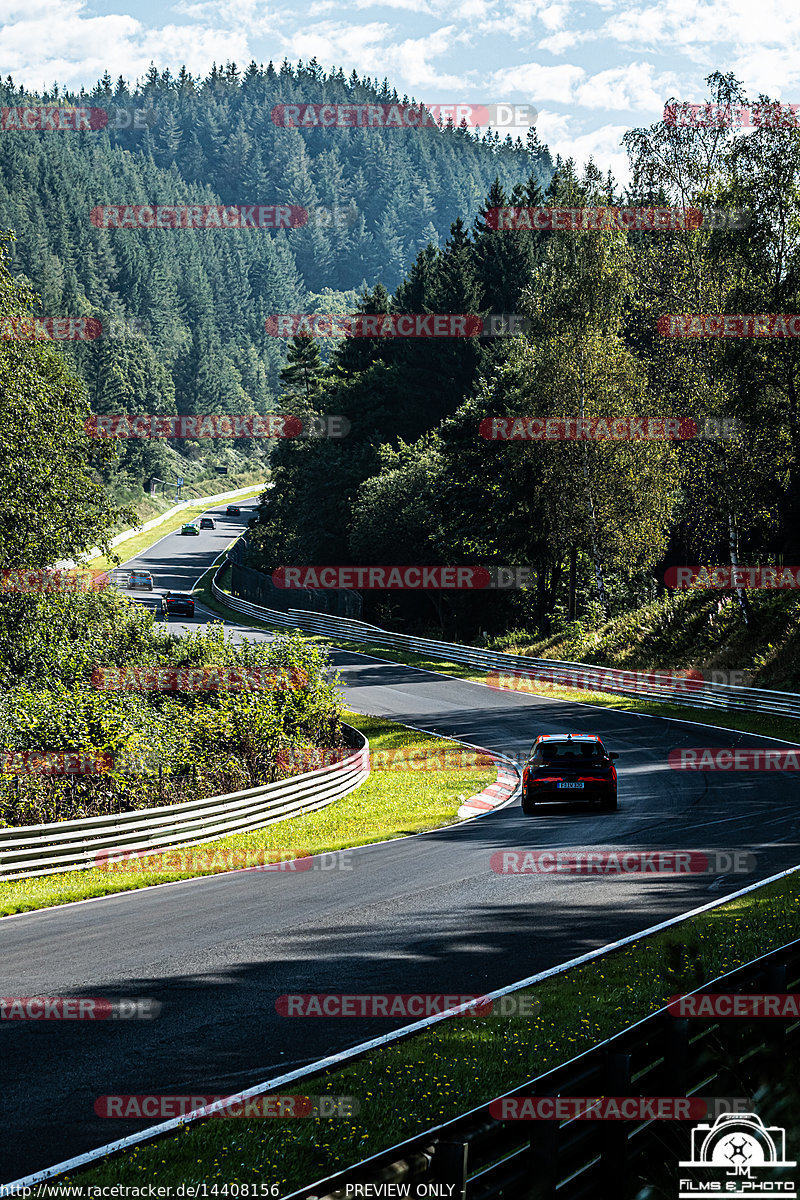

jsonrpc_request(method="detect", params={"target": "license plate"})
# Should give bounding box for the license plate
[557,782,584,789]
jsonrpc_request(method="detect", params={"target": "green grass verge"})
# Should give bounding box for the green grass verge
[0,712,495,917]
[88,486,267,572]
[62,870,800,1193]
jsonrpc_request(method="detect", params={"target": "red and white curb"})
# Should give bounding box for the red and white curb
[458,758,519,818]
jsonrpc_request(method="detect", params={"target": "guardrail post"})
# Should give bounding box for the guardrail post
[664,1015,689,1094]
[601,1052,631,1198]
[767,961,787,992]
[430,1140,468,1199]
[528,1115,559,1199]
[763,961,789,1066]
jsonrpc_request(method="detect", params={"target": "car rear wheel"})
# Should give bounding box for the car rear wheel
[603,795,618,811]
[521,791,536,815]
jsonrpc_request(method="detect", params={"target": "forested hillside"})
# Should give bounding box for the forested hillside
[0,62,551,494]
[5,60,795,654]
[249,74,800,642]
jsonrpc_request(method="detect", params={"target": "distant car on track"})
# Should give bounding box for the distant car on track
[127,570,154,591]
[521,733,618,813]
[226,505,241,515]
[180,522,200,535]
[160,592,195,617]
[199,517,216,529]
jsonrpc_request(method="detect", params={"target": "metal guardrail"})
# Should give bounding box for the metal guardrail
[11,866,800,1190]
[285,939,800,1200]
[211,566,800,721]
[0,726,368,881]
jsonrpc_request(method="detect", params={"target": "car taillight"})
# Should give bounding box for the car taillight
[577,776,610,783]
[532,776,561,784]
[522,766,529,786]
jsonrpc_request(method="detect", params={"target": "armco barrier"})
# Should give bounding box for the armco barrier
[12,875,800,1192]
[0,726,368,881]
[211,565,800,721]
[283,940,800,1200]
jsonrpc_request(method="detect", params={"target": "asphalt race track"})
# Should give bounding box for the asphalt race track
[2,512,800,1180]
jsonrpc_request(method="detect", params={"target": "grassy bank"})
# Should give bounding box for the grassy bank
[110,468,268,530]
[0,711,496,917]
[62,869,800,1193]
[487,589,800,693]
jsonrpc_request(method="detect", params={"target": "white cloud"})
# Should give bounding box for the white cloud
[315,0,435,12]
[603,0,800,54]
[729,46,800,95]
[474,0,568,37]
[0,0,254,90]
[533,106,573,142]
[539,29,585,53]
[540,2,569,31]
[574,62,677,111]
[6,0,800,199]
[490,61,585,101]
[280,22,467,90]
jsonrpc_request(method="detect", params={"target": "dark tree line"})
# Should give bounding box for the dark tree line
[249,74,800,639]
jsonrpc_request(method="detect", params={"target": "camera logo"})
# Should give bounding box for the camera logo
[679,1112,795,1197]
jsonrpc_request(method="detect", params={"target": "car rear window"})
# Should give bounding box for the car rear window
[540,743,605,763]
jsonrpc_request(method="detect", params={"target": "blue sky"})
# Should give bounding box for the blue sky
[0,0,795,182]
